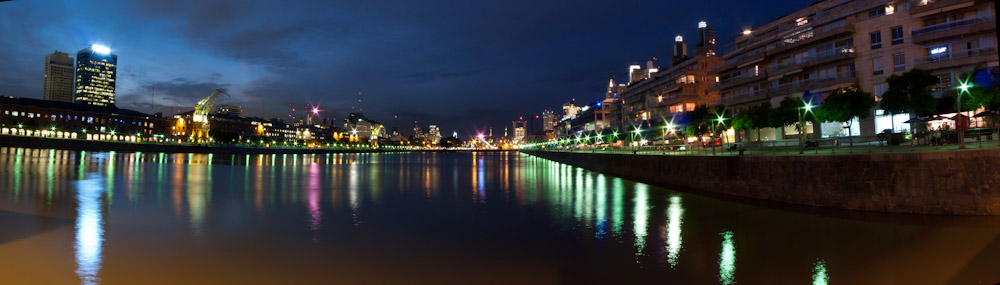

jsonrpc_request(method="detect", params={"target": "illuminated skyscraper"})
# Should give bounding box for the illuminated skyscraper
[43,51,75,103]
[672,35,689,65]
[74,44,117,107]
[695,21,716,57]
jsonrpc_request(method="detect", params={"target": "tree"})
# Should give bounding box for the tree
[680,104,712,139]
[769,96,801,131]
[881,69,938,130]
[816,84,876,150]
[881,69,937,147]
[732,109,753,141]
[965,67,1000,145]
[732,103,772,143]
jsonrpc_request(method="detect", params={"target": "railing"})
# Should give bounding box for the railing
[723,89,768,104]
[914,47,998,65]
[912,16,995,36]
[766,46,855,72]
[765,20,851,52]
[769,70,856,95]
[527,130,1000,157]
[723,48,765,66]
[718,73,765,85]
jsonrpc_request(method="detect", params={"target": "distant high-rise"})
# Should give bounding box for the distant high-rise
[695,21,716,57]
[672,35,689,66]
[74,44,117,107]
[43,51,75,103]
[542,109,557,132]
[428,124,441,143]
[512,120,526,142]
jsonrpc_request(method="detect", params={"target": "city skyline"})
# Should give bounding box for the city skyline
[0,0,798,135]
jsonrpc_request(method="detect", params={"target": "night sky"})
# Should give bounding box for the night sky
[0,0,798,137]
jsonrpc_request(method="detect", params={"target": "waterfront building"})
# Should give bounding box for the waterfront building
[74,45,117,107]
[616,22,723,139]
[172,111,298,142]
[342,112,384,140]
[428,124,441,144]
[604,77,628,131]
[216,104,242,116]
[43,51,75,103]
[542,109,557,132]
[710,0,997,142]
[696,21,717,57]
[511,120,526,142]
[0,96,166,142]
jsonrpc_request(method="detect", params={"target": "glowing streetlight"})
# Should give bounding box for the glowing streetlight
[798,97,817,154]
[956,80,974,149]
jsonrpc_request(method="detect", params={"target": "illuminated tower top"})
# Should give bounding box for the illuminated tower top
[74,44,117,107]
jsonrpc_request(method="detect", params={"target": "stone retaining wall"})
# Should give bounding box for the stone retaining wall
[522,150,1000,215]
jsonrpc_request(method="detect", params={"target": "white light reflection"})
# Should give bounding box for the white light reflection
[75,175,105,285]
[665,195,684,268]
[633,184,649,257]
[719,231,736,285]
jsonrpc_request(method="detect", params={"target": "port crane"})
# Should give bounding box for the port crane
[192,89,230,142]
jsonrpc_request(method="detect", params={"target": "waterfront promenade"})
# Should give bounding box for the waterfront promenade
[522,147,1000,215]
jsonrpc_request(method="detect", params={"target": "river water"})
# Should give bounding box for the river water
[0,147,997,284]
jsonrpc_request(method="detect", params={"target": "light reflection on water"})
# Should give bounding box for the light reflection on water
[74,174,104,285]
[0,148,998,284]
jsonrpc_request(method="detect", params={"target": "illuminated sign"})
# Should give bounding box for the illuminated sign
[930,46,948,55]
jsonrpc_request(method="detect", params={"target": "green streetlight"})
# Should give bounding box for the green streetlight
[798,98,816,154]
[956,80,973,149]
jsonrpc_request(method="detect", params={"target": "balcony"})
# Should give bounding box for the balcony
[768,70,856,97]
[910,0,978,17]
[913,47,998,70]
[712,49,766,74]
[715,72,769,91]
[765,21,855,55]
[722,89,769,106]
[912,16,995,43]
[766,47,856,76]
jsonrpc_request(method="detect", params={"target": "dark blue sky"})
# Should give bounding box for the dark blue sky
[0,0,798,137]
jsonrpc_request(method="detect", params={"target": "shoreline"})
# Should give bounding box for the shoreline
[521,149,1000,215]
[0,135,402,155]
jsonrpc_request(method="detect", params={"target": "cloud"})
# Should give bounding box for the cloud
[0,0,798,135]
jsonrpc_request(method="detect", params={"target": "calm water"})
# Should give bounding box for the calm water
[0,148,998,284]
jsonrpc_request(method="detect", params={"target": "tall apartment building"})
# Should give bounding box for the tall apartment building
[43,51,75,103]
[75,45,117,107]
[542,109,557,132]
[710,0,995,141]
[615,22,722,133]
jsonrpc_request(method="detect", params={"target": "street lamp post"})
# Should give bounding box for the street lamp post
[799,101,814,155]
[957,82,972,149]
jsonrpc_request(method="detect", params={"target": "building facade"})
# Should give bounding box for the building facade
[711,0,996,141]
[0,96,166,142]
[74,45,117,107]
[43,51,75,103]
[614,23,723,139]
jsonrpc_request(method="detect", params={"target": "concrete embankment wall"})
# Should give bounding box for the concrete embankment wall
[0,135,396,155]
[522,150,1000,215]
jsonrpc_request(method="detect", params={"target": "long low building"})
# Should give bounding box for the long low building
[0,96,167,142]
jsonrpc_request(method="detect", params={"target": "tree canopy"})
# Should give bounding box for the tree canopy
[881,68,938,116]
[816,84,876,123]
